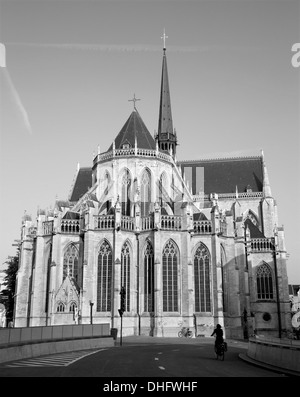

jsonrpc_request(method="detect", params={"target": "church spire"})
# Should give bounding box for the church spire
[157,29,177,157]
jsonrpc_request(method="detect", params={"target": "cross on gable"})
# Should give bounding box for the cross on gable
[128,93,141,110]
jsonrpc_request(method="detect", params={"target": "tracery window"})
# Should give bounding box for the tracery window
[121,242,131,312]
[162,240,178,312]
[69,302,77,312]
[141,169,151,217]
[63,244,79,282]
[57,302,65,312]
[144,241,154,312]
[97,240,112,312]
[194,243,211,312]
[257,263,274,300]
[121,169,131,216]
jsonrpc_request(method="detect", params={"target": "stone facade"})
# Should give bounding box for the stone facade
[13,47,291,340]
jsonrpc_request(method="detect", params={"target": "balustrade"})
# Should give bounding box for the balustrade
[61,219,80,234]
[121,215,135,231]
[141,216,154,230]
[161,215,182,230]
[94,215,115,229]
[42,221,53,235]
[193,220,212,234]
[251,238,274,252]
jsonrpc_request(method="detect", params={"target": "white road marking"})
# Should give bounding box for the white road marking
[5,349,106,368]
[158,366,165,370]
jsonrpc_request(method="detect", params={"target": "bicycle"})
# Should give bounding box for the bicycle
[214,341,227,361]
[178,327,193,338]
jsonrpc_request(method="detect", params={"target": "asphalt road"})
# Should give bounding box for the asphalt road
[0,336,289,381]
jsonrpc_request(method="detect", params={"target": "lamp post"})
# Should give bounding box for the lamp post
[89,300,94,325]
[119,286,126,346]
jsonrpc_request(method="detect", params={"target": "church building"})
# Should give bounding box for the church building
[14,37,291,340]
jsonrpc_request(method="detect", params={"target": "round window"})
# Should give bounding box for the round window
[262,312,271,322]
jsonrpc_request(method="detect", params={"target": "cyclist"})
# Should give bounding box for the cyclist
[211,324,224,350]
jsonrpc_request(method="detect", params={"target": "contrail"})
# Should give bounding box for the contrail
[1,42,32,134]
[2,67,33,134]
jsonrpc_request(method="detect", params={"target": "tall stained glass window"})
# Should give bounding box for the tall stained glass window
[162,240,178,312]
[257,263,273,300]
[97,240,112,312]
[194,243,211,312]
[63,244,79,282]
[144,240,154,312]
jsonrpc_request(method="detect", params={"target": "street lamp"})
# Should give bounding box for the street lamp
[119,286,126,346]
[89,300,94,324]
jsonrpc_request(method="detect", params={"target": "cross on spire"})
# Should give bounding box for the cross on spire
[161,28,168,50]
[128,93,141,110]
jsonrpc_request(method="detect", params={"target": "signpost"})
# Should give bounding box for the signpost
[118,286,126,346]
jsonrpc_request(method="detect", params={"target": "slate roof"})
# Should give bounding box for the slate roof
[62,211,80,220]
[244,218,265,238]
[69,167,92,202]
[193,212,208,221]
[108,110,156,151]
[178,157,263,195]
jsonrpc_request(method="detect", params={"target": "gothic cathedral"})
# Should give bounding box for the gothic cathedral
[14,42,291,340]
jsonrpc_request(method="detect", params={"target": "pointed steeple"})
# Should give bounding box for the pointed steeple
[157,29,177,157]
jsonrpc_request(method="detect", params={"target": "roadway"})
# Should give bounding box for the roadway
[0,336,292,383]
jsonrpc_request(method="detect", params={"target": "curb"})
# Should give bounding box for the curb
[238,353,300,377]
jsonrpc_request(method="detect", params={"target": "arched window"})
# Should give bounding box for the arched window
[97,240,112,312]
[69,302,77,312]
[141,169,151,217]
[63,244,79,282]
[121,242,131,312]
[257,263,273,300]
[194,243,211,312]
[121,169,131,216]
[144,240,154,312]
[162,240,178,312]
[57,302,65,312]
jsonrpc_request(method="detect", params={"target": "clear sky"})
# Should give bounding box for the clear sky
[0,0,299,282]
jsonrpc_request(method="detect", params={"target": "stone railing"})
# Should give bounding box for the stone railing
[251,238,274,252]
[42,221,53,235]
[161,215,182,230]
[121,215,135,231]
[94,148,173,165]
[61,219,80,234]
[193,220,212,234]
[141,215,154,231]
[94,215,115,230]
[199,192,263,201]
